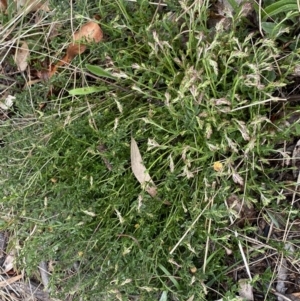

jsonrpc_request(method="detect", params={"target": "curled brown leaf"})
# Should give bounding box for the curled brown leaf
[50,21,103,77]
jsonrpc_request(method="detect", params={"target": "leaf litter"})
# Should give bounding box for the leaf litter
[49,21,103,78]
[131,137,157,197]
[13,41,29,72]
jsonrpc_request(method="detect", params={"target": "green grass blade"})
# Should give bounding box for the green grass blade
[86,64,116,79]
[158,264,181,290]
[68,86,107,95]
[262,0,298,20]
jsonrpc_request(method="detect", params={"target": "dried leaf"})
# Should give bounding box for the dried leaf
[73,21,103,43]
[66,21,103,60]
[287,292,300,301]
[131,137,157,197]
[0,0,7,11]
[50,21,103,77]
[14,41,29,71]
[238,279,254,301]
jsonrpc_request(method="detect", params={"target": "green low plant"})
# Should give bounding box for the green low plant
[1,0,300,300]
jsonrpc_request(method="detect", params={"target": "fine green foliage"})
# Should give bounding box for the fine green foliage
[1,0,300,300]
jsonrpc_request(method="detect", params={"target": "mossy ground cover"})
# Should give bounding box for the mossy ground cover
[1,0,300,300]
